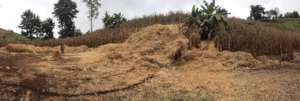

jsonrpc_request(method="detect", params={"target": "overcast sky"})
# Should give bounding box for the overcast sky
[0,0,300,37]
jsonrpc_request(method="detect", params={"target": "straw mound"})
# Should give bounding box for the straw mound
[125,24,189,66]
[5,44,88,54]
[86,24,275,73]
[5,44,48,54]
[76,24,189,67]
[0,24,282,97]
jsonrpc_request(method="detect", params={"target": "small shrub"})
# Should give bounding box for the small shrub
[103,12,127,28]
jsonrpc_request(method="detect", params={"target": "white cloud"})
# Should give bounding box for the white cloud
[0,0,300,37]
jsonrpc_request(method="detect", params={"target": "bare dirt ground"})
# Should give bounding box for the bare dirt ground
[0,24,300,101]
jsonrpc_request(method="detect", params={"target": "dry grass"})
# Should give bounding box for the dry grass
[3,13,300,60]
[0,41,7,47]
[1,24,300,100]
[215,18,300,60]
[17,12,188,47]
[6,44,37,53]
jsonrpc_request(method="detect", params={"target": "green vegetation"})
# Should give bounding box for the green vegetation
[19,10,55,40]
[248,4,299,22]
[40,18,55,39]
[182,0,300,60]
[248,5,266,21]
[103,12,127,28]
[183,0,229,49]
[19,10,41,39]
[1,31,29,42]
[18,0,80,39]
[284,11,299,18]
[53,0,79,38]
[0,30,29,47]
[248,5,280,21]
[74,29,83,37]
[277,18,300,30]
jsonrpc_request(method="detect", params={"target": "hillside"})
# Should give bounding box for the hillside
[0,28,8,36]
[18,12,188,47]
[0,28,29,45]
[0,24,300,100]
[15,17,300,59]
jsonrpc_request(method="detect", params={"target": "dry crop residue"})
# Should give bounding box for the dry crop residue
[0,24,300,101]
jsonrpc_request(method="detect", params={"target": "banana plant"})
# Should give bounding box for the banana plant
[183,0,229,41]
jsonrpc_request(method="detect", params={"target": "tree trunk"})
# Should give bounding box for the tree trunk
[90,6,93,32]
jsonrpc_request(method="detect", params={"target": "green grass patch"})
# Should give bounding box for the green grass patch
[277,18,300,30]
[0,31,30,43]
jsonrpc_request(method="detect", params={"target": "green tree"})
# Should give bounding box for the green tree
[183,0,228,41]
[53,0,79,38]
[248,5,265,20]
[265,8,279,20]
[103,12,127,28]
[217,8,230,17]
[83,0,101,32]
[40,18,55,39]
[19,10,41,39]
[284,11,299,18]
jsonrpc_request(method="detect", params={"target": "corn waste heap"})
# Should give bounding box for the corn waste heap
[0,0,300,101]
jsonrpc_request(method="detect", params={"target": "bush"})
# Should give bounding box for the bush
[103,12,127,28]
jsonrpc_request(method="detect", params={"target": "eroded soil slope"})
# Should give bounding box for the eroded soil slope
[0,24,300,101]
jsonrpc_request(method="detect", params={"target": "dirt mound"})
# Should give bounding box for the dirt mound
[126,24,189,66]
[75,24,189,67]
[0,24,189,96]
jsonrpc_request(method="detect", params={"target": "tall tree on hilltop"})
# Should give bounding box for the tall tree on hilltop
[53,0,79,38]
[41,18,55,39]
[83,0,101,32]
[19,10,41,39]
